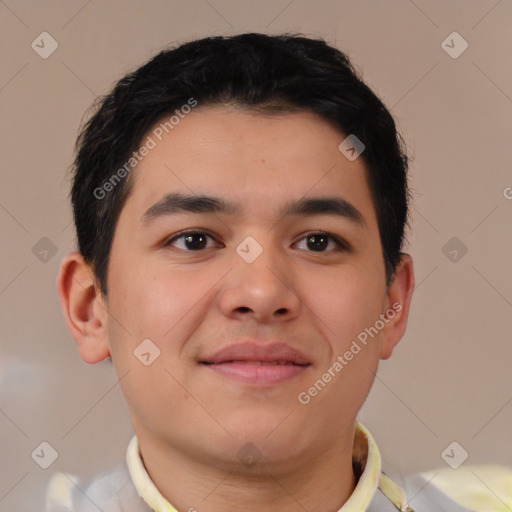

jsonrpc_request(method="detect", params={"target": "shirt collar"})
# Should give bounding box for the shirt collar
[126,422,382,512]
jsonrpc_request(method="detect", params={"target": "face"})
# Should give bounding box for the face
[87,106,411,471]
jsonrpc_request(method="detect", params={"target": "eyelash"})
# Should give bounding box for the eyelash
[163,230,350,253]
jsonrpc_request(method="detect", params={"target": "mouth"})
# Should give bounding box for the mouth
[199,340,312,386]
[202,360,307,365]
[200,360,311,385]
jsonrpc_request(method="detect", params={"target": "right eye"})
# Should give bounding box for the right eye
[163,230,219,251]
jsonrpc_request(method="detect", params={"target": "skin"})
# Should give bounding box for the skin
[57,106,414,512]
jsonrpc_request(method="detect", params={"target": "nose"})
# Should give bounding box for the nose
[218,238,302,324]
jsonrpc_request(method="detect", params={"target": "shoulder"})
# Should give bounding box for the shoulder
[404,464,512,512]
[373,464,512,512]
[45,462,151,512]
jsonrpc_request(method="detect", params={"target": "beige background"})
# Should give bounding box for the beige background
[1,0,511,510]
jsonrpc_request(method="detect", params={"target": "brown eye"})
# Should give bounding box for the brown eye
[295,232,349,253]
[164,231,216,251]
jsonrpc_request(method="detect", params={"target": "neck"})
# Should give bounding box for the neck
[135,424,357,512]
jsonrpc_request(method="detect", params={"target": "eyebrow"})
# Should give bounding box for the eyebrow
[140,192,367,228]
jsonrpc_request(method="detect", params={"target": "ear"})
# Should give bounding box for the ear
[56,252,111,364]
[379,253,415,360]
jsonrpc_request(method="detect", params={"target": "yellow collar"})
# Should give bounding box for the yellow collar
[126,422,402,512]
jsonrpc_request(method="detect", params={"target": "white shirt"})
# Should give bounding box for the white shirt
[45,422,475,511]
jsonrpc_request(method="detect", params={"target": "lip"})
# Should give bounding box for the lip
[200,341,311,386]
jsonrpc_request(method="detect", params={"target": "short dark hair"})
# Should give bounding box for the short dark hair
[70,32,411,297]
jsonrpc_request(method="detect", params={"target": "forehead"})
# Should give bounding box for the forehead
[122,106,378,230]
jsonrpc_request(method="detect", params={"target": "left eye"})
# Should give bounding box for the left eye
[295,232,348,252]
[163,231,348,252]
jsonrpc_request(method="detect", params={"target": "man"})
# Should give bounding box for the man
[51,33,475,511]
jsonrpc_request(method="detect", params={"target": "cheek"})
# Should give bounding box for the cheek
[104,268,195,425]
[108,258,199,340]
[105,261,218,397]
[308,265,384,348]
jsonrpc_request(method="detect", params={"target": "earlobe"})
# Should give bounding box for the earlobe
[56,252,111,364]
[379,253,415,360]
